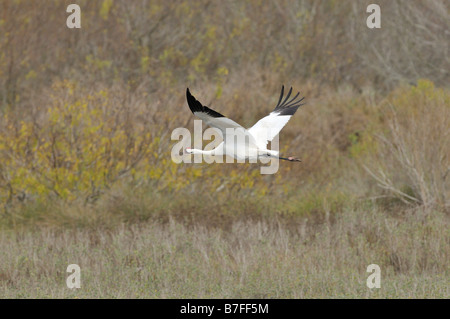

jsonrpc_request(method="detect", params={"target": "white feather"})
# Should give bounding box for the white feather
[247,113,292,149]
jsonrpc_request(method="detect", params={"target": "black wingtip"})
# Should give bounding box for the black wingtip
[273,85,305,115]
[185,88,225,118]
[186,88,202,114]
[276,85,285,108]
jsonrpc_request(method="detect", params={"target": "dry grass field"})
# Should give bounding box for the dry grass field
[0,0,449,298]
[1,208,448,298]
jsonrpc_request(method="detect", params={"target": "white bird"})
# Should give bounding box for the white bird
[185,86,305,162]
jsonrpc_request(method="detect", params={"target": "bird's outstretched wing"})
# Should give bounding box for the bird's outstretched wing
[247,86,304,148]
[186,88,244,138]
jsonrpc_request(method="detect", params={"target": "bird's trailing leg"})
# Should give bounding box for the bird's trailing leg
[278,155,301,162]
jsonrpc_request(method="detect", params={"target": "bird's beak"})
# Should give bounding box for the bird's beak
[180,147,189,156]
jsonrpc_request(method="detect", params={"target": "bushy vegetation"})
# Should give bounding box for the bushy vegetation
[1,78,448,226]
[0,0,448,298]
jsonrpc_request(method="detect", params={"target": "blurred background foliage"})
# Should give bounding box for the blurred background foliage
[0,0,448,227]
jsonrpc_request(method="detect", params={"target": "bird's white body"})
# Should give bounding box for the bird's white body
[187,141,279,161]
[185,86,304,162]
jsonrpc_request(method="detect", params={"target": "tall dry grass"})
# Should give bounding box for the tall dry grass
[0,207,448,298]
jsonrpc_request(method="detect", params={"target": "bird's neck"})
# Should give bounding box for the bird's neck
[188,148,214,155]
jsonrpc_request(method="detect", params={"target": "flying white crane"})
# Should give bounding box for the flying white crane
[185,86,304,162]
